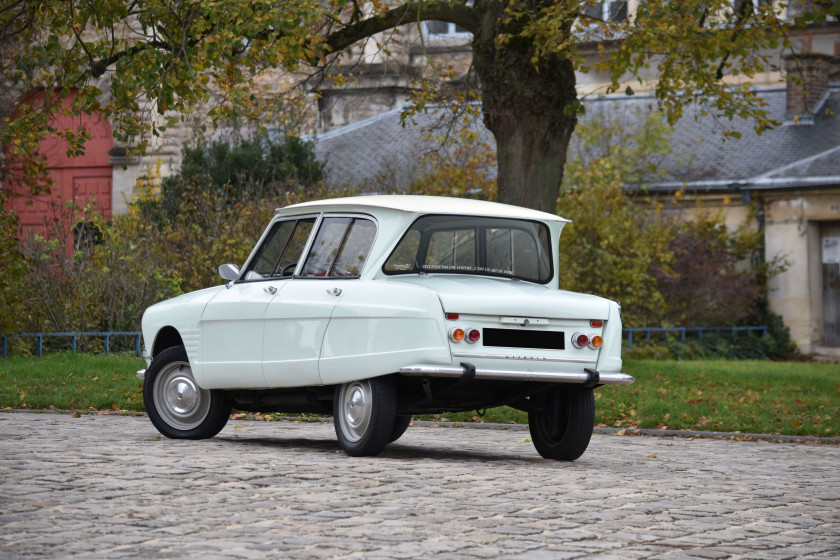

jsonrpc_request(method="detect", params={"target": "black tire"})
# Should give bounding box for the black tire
[333,376,397,456]
[143,345,231,439]
[528,386,595,461]
[389,415,413,443]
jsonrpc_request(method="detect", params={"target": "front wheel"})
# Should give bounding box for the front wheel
[143,345,231,439]
[333,377,397,456]
[528,386,594,461]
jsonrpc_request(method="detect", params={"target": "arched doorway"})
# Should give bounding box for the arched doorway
[4,91,114,255]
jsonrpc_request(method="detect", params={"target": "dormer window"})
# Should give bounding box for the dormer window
[422,20,472,40]
[582,0,629,23]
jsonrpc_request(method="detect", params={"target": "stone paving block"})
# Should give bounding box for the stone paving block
[1,414,839,559]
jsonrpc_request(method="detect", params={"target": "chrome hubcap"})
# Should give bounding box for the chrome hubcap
[339,380,372,443]
[153,361,210,430]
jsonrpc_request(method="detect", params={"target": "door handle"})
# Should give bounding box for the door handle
[264,285,277,295]
[326,287,342,296]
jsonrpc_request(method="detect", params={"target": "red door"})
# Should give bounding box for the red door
[4,91,114,255]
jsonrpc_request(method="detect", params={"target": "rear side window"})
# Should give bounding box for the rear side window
[301,217,377,278]
[383,215,552,283]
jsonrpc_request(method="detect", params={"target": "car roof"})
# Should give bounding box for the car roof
[277,195,570,223]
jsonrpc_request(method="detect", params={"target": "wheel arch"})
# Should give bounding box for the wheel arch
[151,326,184,359]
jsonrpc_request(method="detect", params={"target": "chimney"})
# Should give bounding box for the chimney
[784,54,840,124]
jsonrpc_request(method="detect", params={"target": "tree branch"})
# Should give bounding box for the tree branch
[324,1,478,56]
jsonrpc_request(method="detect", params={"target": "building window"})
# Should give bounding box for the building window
[422,20,472,40]
[582,1,629,23]
[732,0,773,15]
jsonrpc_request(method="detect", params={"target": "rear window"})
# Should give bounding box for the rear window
[383,215,552,284]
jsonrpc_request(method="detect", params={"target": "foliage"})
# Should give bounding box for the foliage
[558,112,675,327]
[558,110,781,331]
[0,197,28,335]
[557,174,674,327]
[132,133,332,294]
[3,1,835,209]
[163,134,324,210]
[15,207,180,337]
[660,211,766,326]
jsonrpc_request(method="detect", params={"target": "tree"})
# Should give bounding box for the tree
[2,0,837,211]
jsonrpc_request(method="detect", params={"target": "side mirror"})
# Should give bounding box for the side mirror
[219,263,240,282]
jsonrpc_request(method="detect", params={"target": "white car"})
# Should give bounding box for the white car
[138,195,633,460]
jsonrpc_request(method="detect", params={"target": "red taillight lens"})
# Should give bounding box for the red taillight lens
[449,328,466,342]
[467,328,481,343]
[446,313,459,320]
[589,335,603,349]
[572,333,589,349]
[590,320,604,328]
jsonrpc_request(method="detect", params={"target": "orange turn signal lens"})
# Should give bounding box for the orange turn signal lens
[589,335,603,349]
[449,328,466,342]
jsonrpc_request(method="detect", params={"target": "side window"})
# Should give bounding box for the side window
[301,216,376,278]
[245,218,315,279]
[332,219,376,276]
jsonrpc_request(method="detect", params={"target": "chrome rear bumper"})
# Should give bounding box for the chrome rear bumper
[399,364,634,386]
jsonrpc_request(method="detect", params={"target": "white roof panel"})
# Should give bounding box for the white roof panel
[278,195,570,222]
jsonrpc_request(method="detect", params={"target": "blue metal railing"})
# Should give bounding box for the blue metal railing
[1,332,142,358]
[623,326,767,346]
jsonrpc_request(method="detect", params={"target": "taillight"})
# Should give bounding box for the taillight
[446,313,460,320]
[573,332,603,349]
[449,326,480,343]
[571,333,589,349]
[449,328,466,342]
[590,320,604,328]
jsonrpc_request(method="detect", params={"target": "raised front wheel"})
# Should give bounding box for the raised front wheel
[528,386,595,461]
[143,345,231,439]
[333,376,397,456]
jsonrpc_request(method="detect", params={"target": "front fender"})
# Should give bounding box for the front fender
[141,285,226,385]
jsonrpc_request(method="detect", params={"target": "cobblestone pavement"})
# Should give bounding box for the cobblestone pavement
[1,413,838,560]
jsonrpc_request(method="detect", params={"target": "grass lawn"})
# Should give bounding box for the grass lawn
[0,353,145,413]
[0,354,837,437]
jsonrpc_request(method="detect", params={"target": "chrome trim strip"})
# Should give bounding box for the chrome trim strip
[136,369,146,380]
[399,364,635,386]
[452,352,596,364]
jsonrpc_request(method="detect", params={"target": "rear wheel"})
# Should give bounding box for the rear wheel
[333,377,397,456]
[389,415,413,443]
[143,345,231,439]
[528,386,594,461]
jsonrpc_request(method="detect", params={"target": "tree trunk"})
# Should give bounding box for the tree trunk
[472,2,578,212]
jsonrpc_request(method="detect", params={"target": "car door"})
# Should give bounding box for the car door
[262,215,377,387]
[199,216,315,388]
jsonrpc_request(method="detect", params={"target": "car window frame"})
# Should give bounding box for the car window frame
[297,213,379,280]
[239,213,320,283]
